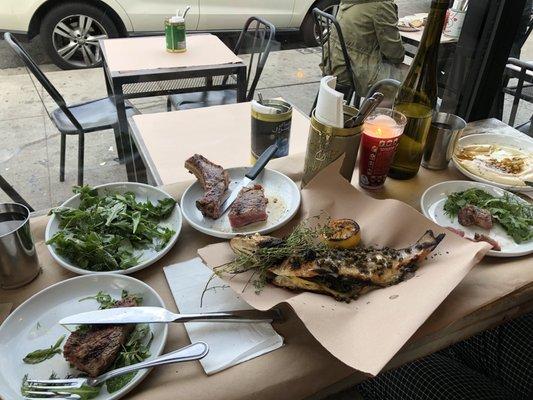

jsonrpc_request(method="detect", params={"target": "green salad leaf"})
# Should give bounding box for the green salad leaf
[46,185,176,271]
[23,335,66,364]
[443,188,533,243]
[106,324,153,393]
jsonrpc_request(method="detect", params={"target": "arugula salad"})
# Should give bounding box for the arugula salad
[47,186,177,271]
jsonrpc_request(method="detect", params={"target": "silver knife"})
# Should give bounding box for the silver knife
[219,143,279,215]
[59,307,283,326]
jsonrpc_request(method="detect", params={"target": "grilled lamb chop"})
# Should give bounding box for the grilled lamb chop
[229,184,268,228]
[185,154,229,219]
[63,297,138,377]
[458,205,493,229]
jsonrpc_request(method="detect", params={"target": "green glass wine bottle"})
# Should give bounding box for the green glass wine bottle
[388,0,450,180]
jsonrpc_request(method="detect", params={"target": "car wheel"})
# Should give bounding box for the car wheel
[301,0,340,47]
[40,2,119,69]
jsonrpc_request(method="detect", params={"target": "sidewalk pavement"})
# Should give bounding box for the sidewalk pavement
[0,46,531,211]
[0,48,323,211]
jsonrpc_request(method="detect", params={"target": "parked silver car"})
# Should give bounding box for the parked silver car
[0,0,338,69]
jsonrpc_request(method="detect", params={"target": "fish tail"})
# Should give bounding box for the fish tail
[414,230,446,252]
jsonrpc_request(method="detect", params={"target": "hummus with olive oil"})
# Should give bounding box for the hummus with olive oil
[455,144,533,186]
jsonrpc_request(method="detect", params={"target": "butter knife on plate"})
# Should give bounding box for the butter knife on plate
[218,143,279,215]
[59,307,283,326]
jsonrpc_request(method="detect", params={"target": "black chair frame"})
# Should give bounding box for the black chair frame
[312,8,360,113]
[0,175,34,211]
[503,58,533,136]
[232,16,276,102]
[4,32,125,186]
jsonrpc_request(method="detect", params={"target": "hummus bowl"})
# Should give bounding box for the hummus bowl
[452,133,533,192]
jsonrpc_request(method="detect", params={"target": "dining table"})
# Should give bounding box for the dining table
[1,112,532,399]
[99,34,247,183]
[128,101,311,185]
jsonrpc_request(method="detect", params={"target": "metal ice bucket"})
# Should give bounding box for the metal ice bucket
[0,203,40,289]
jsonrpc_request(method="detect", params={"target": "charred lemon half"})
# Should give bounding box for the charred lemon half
[323,219,361,249]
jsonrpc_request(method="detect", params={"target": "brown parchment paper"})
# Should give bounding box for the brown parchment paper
[102,34,243,74]
[199,157,491,376]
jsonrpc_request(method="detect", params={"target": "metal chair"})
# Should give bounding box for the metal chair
[167,17,276,111]
[311,7,360,114]
[4,32,136,186]
[0,175,33,211]
[503,58,533,137]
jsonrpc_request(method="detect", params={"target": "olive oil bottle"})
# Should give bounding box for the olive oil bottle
[388,0,450,180]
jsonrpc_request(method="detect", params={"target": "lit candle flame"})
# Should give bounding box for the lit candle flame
[376,128,383,137]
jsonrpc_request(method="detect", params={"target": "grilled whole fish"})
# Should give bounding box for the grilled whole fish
[230,230,445,302]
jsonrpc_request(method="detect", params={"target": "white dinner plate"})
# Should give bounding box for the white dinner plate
[452,133,533,192]
[46,182,182,275]
[181,167,301,239]
[421,180,533,257]
[0,274,168,400]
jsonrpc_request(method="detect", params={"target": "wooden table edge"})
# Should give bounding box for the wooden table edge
[128,115,164,186]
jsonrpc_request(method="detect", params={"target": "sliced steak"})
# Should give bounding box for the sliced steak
[185,154,229,219]
[63,296,138,377]
[229,184,268,228]
[458,205,493,229]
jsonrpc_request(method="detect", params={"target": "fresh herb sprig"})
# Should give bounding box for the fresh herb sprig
[218,218,329,291]
[79,289,143,309]
[46,185,176,271]
[23,335,66,364]
[444,188,533,243]
[106,324,153,393]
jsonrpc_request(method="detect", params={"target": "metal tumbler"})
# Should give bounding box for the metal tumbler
[422,113,466,170]
[0,203,40,289]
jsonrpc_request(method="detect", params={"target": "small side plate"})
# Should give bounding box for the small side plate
[421,180,533,257]
[181,167,301,239]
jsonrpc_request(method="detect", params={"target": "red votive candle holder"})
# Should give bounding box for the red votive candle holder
[359,108,407,189]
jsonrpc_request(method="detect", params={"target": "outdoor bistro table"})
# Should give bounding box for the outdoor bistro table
[400,29,458,49]
[400,29,457,67]
[128,101,311,185]
[1,116,531,399]
[99,34,247,183]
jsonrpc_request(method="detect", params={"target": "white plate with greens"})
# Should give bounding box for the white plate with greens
[46,182,181,275]
[421,180,533,257]
[0,274,168,400]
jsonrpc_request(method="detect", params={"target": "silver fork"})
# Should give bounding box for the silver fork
[23,342,209,399]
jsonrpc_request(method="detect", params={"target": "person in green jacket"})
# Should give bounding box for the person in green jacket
[323,0,406,97]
